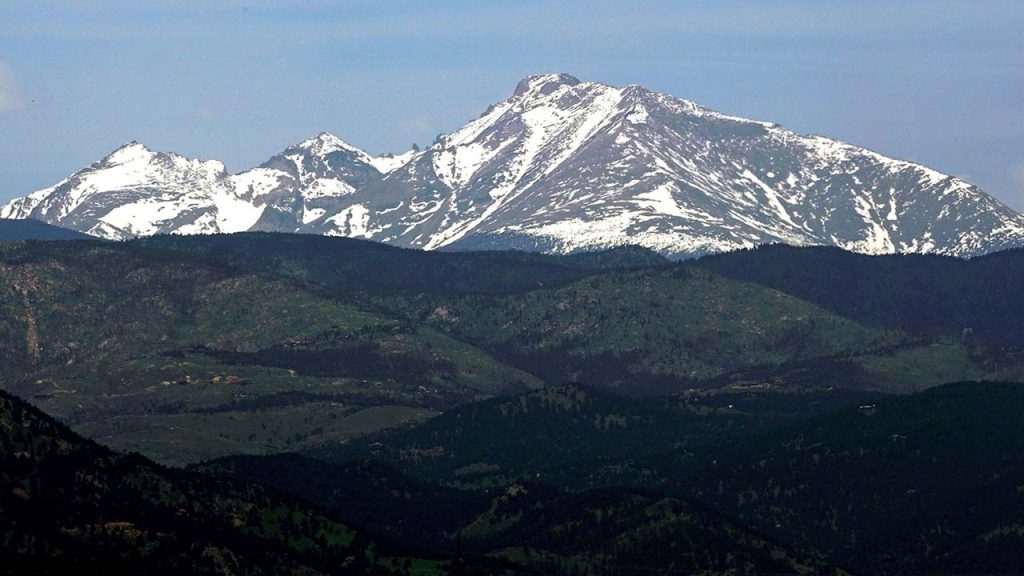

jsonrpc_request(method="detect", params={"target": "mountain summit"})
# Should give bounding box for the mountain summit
[4,74,1024,257]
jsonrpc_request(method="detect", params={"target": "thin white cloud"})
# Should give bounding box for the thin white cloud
[0,61,23,111]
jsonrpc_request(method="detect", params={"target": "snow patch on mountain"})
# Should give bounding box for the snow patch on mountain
[325,204,372,237]
[369,149,418,174]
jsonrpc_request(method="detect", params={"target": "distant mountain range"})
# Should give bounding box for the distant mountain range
[4,74,1024,257]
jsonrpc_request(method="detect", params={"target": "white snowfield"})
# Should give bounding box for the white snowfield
[5,74,1024,258]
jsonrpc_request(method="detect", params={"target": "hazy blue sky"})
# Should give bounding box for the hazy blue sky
[2,1,1022,208]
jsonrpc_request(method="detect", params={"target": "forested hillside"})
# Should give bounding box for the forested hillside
[2,235,1023,464]
[696,244,1024,346]
[0,219,94,241]
[2,234,1023,573]
[207,382,1024,575]
[0,388,441,575]
[0,240,541,464]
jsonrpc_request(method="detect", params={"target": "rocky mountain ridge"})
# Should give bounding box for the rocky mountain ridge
[5,73,1023,257]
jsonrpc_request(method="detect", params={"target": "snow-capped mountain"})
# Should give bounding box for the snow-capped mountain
[232,132,393,232]
[0,142,258,240]
[0,134,408,240]
[5,73,1024,257]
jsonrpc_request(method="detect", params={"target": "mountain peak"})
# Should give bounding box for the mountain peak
[102,141,154,166]
[296,132,362,156]
[514,73,582,97]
